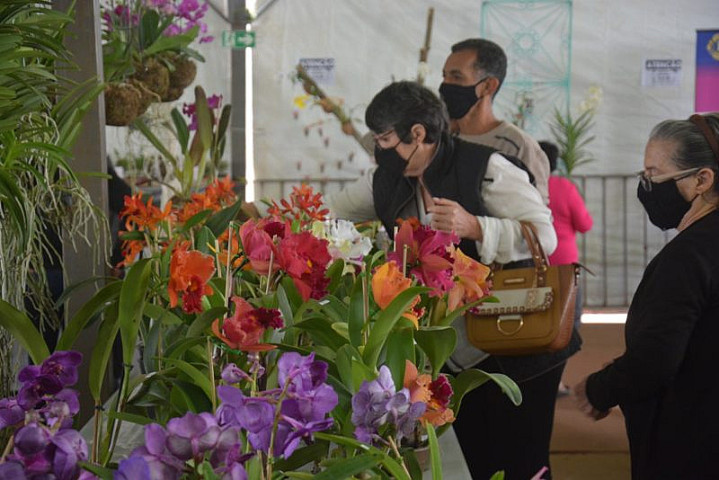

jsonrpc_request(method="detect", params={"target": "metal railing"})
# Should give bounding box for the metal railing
[255,174,671,309]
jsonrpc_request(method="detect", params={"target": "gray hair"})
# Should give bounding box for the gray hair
[650,113,719,192]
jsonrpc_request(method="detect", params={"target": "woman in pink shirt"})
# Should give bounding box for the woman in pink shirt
[540,141,593,396]
[540,142,594,265]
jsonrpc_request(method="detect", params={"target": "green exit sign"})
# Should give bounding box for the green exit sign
[222,30,255,48]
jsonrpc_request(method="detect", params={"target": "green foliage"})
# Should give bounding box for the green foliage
[549,107,597,176]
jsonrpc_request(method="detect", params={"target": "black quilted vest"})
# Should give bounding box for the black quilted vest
[372,137,496,262]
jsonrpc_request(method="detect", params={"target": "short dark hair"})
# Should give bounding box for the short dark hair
[365,81,450,145]
[539,140,559,172]
[451,38,507,96]
[650,113,719,193]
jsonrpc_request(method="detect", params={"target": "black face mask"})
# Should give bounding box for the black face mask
[439,77,488,119]
[374,145,407,176]
[637,179,693,230]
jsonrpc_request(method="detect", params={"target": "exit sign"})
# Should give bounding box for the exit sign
[222,30,255,48]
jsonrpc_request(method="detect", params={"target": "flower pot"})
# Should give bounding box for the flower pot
[131,57,170,99]
[414,445,431,472]
[105,82,141,126]
[168,55,197,90]
[129,79,160,116]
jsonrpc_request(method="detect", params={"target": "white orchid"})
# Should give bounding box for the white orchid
[312,219,373,267]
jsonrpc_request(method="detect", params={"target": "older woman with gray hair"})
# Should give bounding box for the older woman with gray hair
[575,113,719,479]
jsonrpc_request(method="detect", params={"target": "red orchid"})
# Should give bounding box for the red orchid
[277,231,331,301]
[239,219,282,276]
[403,360,455,427]
[212,296,283,351]
[447,249,491,310]
[168,245,215,313]
[388,220,458,296]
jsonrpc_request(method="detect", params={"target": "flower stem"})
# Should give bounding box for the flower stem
[207,338,217,412]
[0,433,14,462]
[388,435,412,478]
[91,401,102,463]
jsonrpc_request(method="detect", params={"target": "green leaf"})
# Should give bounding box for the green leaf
[314,433,410,480]
[347,275,365,347]
[119,259,153,366]
[205,200,242,237]
[313,453,380,479]
[489,471,506,480]
[273,441,329,472]
[177,209,213,234]
[89,305,121,401]
[426,424,442,480]
[133,118,177,167]
[187,306,226,337]
[106,410,153,426]
[171,107,190,153]
[451,368,522,415]
[195,225,216,255]
[78,461,114,480]
[56,281,122,351]
[143,303,183,326]
[163,358,213,401]
[385,322,415,390]
[0,299,49,364]
[293,316,348,351]
[363,286,429,368]
[415,326,457,378]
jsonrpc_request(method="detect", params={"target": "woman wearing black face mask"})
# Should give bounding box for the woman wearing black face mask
[576,113,719,479]
[327,81,589,480]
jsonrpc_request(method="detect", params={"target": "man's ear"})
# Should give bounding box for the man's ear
[410,123,427,143]
[482,76,500,98]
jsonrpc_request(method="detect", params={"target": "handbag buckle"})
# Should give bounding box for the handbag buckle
[496,315,524,336]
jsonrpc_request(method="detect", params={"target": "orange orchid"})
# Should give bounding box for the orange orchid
[403,360,455,427]
[447,249,491,311]
[120,193,173,231]
[268,184,329,222]
[211,296,283,352]
[168,245,216,313]
[205,176,236,206]
[372,262,420,327]
[217,229,246,269]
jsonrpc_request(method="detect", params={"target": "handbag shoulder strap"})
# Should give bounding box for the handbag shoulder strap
[519,221,549,287]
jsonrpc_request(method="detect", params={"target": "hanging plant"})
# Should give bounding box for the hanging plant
[101,1,213,125]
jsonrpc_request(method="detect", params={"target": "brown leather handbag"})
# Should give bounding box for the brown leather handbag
[465,222,579,356]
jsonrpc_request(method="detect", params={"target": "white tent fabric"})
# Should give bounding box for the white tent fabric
[251,0,718,200]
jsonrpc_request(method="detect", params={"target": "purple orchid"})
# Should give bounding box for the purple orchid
[48,429,88,480]
[13,424,50,457]
[216,386,275,434]
[0,398,25,429]
[221,363,250,384]
[165,412,220,461]
[129,424,184,479]
[0,461,26,480]
[351,365,426,444]
[17,373,63,410]
[40,351,82,387]
[115,455,151,480]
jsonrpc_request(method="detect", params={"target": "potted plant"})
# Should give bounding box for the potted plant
[101,0,214,126]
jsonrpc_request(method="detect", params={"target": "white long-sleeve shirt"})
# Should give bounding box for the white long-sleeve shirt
[325,152,557,264]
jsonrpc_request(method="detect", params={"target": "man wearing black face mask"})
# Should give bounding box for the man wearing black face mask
[440,38,550,204]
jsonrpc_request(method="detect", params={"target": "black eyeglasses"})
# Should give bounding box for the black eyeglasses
[636,167,700,191]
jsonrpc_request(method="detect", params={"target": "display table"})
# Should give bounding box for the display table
[423,428,472,479]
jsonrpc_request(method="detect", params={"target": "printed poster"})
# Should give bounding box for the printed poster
[696,29,719,112]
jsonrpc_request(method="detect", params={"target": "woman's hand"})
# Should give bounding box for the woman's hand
[573,377,611,421]
[427,197,483,241]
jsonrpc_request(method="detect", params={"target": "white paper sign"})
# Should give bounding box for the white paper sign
[641,59,682,87]
[299,58,335,86]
